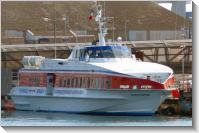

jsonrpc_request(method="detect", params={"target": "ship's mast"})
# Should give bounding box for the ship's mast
[95,5,107,46]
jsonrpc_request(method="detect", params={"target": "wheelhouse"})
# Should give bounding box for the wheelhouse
[69,45,132,61]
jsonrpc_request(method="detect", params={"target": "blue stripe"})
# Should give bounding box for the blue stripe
[16,109,154,116]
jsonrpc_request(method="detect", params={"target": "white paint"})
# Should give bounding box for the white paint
[10,89,170,114]
[120,85,129,89]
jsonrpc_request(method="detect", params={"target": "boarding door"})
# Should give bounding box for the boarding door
[46,73,55,96]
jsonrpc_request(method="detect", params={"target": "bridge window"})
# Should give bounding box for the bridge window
[75,50,80,59]
[75,46,131,60]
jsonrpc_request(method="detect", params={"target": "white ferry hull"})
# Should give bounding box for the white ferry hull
[10,88,170,115]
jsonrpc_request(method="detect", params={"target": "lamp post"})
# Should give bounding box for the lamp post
[112,17,115,41]
[42,17,56,58]
[124,20,129,41]
[125,20,127,41]
[62,15,69,43]
[42,15,69,58]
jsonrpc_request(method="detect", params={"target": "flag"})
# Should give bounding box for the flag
[88,15,93,20]
[88,9,94,20]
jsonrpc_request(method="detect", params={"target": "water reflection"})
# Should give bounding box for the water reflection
[1,111,192,126]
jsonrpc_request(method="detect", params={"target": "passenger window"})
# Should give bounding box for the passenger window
[101,78,104,89]
[87,77,90,88]
[73,78,76,87]
[59,79,62,87]
[71,78,74,88]
[67,78,70,87]
[75,77,78,87]
[95,78,98,89]
[106,79,111,89]
[61,78,65,87]
[35,76,40,86]
[82,78,86,88]
[80,77,82,88]
[95,78,101,89]
[91,78,95,88]
[76,77,80,88]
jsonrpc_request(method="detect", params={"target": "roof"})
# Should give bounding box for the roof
[1,39,192,52]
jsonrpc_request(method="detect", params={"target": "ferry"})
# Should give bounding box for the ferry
[9,5,179,115]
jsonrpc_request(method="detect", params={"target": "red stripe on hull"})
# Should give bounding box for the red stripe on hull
[19,72,165,90]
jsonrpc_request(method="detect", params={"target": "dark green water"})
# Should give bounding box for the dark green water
[1,111,192,126]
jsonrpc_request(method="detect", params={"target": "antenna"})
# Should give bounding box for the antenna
[95,4,107,46]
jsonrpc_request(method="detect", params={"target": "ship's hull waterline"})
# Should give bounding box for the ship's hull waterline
[10,88,170,115]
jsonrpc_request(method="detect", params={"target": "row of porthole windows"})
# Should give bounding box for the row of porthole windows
[59,77,111,89]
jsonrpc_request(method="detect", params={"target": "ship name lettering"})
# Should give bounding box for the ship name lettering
[141,85,152,89]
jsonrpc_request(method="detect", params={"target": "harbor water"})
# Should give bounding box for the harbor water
[1,111,192,126]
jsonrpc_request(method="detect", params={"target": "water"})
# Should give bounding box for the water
[1,111,192,126]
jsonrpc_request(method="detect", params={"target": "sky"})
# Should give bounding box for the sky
[158,2,192,12]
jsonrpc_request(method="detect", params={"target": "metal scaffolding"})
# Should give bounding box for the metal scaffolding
[1,39,192,73]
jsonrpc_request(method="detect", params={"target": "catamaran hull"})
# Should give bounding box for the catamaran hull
[10,88,170,115]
